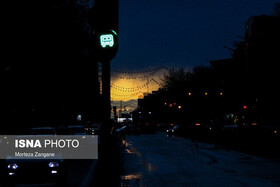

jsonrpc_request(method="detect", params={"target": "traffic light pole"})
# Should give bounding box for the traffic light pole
[101,59,111,132]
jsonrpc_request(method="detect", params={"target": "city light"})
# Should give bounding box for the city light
[51,170,58,174]
[8,163,18,170]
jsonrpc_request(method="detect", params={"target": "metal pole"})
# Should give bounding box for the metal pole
[101,60,111,130]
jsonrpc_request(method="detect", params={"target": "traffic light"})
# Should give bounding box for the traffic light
[96,29,118,60]
[100,34,114,48]
[90,0,119,61]
[100,30,118,48]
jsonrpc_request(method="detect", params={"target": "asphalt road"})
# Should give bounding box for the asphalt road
[120,132,280,187]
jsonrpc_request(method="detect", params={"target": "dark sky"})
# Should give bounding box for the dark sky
[111,0,279,71]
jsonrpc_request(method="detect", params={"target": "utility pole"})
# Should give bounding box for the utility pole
[94,0,118,132]
[102,60,111,123]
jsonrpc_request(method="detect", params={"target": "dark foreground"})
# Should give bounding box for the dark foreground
[119,132,280,187]
[1,132,280,186]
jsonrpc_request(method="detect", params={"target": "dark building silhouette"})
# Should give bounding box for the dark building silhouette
[134,15,280,128]
[245,15,280,124]
[1,0,118,131]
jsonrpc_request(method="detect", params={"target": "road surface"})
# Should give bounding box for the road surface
[120,132,280,187]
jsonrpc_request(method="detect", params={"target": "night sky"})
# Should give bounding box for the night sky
[111,0,279,72]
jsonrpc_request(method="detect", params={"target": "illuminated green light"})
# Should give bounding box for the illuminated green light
[100,34,114,48]
[111,30,118,36]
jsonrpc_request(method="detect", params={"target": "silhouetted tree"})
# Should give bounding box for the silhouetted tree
[163,68,191,93]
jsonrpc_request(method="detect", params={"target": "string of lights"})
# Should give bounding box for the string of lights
[150,78,164,86]
[111,91,143,101]
[110,66,168,101]
[111,91,143,97]
[111,78,163,90]
[111,81,150,91]
[111,66,169,75]
[111,71,157,79]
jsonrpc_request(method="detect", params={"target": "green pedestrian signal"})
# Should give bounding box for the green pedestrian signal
[100,34,114,48]
[97,30,118,60]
